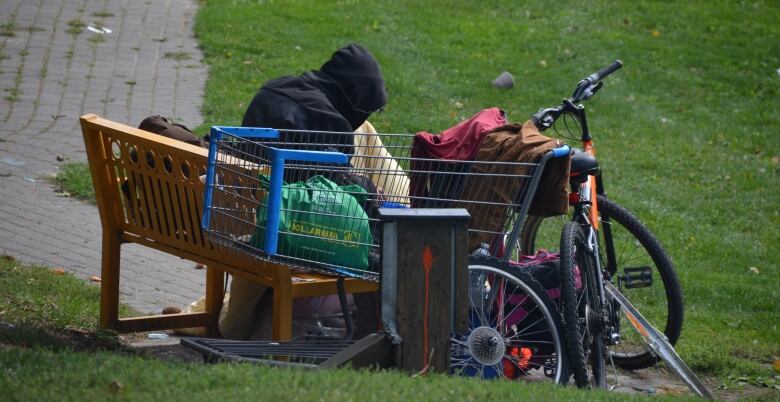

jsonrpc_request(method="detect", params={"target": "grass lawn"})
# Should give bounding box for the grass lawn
[55,0,778,393]
[1,258,678,401]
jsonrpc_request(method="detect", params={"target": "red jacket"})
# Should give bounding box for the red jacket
[411,107,506,160]
[409,108,506,207]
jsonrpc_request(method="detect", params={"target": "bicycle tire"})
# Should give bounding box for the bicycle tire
[451,256,570,384]
[559,221,607,388]
[521,195,684,370]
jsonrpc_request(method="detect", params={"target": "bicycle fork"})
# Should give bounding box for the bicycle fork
[583,227,620,346]
[577,175,621,347]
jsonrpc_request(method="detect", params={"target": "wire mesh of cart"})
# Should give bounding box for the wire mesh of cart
[202,126,571,281]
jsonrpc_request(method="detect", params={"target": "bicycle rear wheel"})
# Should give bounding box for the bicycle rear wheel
[451,256,569,384]
[559,221,607,388]
[521,195,684,370]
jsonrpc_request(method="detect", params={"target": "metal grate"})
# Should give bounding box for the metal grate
[181,336,357,368]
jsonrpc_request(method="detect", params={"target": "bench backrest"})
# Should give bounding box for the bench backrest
[79,114,283,281]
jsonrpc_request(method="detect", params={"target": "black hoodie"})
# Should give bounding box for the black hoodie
[241,44,387,156]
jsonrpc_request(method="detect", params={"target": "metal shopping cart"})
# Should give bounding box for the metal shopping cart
[201,125,570,281]
[198,124,574,380]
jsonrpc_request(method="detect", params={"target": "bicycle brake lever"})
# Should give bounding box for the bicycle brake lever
[541,114,555,128]
[532,107,561,131]
[581,81,604,101]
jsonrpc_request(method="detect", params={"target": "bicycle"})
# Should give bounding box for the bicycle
[519,60,685,387]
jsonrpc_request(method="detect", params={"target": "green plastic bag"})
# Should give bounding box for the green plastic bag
[252,175,373,271]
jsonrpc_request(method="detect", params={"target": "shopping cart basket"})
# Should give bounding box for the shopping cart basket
[202,126,570,281]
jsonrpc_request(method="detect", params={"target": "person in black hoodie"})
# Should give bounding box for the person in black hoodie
[218,44,386,341]
[241,43,387,157]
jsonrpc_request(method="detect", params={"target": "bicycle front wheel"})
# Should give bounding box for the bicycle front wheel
[451,256,570,384]
[559,221,607,388]
[522,195,684,370]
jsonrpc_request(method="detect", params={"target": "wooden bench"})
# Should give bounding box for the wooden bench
[79,114,379,340]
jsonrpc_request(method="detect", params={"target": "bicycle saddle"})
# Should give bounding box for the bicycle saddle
[570,148,599,178]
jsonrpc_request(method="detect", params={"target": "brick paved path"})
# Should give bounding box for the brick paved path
[0,0,207,313]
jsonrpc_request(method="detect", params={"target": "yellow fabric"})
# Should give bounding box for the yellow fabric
[352,121,410,205]
[175,277,273,340]
[218,276,270,340]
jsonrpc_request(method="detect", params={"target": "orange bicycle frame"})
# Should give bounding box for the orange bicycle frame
[583,140,599,230]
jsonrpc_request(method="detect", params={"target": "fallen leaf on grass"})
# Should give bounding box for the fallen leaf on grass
[773,358,780,373]
[109,379,124,392]
[651,29,662,38]
[89,275,102,283]
[51,268,65,275]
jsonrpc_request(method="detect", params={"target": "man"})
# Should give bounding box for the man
[220,43,387,340]
[241,43,387,156]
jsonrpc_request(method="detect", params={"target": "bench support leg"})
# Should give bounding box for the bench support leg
[205,267,224,337]
[272,283,293,341]
[99,229,122,330]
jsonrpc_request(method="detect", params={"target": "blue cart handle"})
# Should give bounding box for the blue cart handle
[210,126,280,139]
[551,144,571,158]
[264,148,349,255]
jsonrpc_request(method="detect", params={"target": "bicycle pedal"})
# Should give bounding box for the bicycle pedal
[621,267,653,289]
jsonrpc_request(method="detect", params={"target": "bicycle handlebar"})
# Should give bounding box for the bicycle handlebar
[532,60,623,131]
[571,60,622,103]
[586,60,623,86]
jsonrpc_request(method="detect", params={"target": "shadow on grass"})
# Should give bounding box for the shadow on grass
[0,322,126,353]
